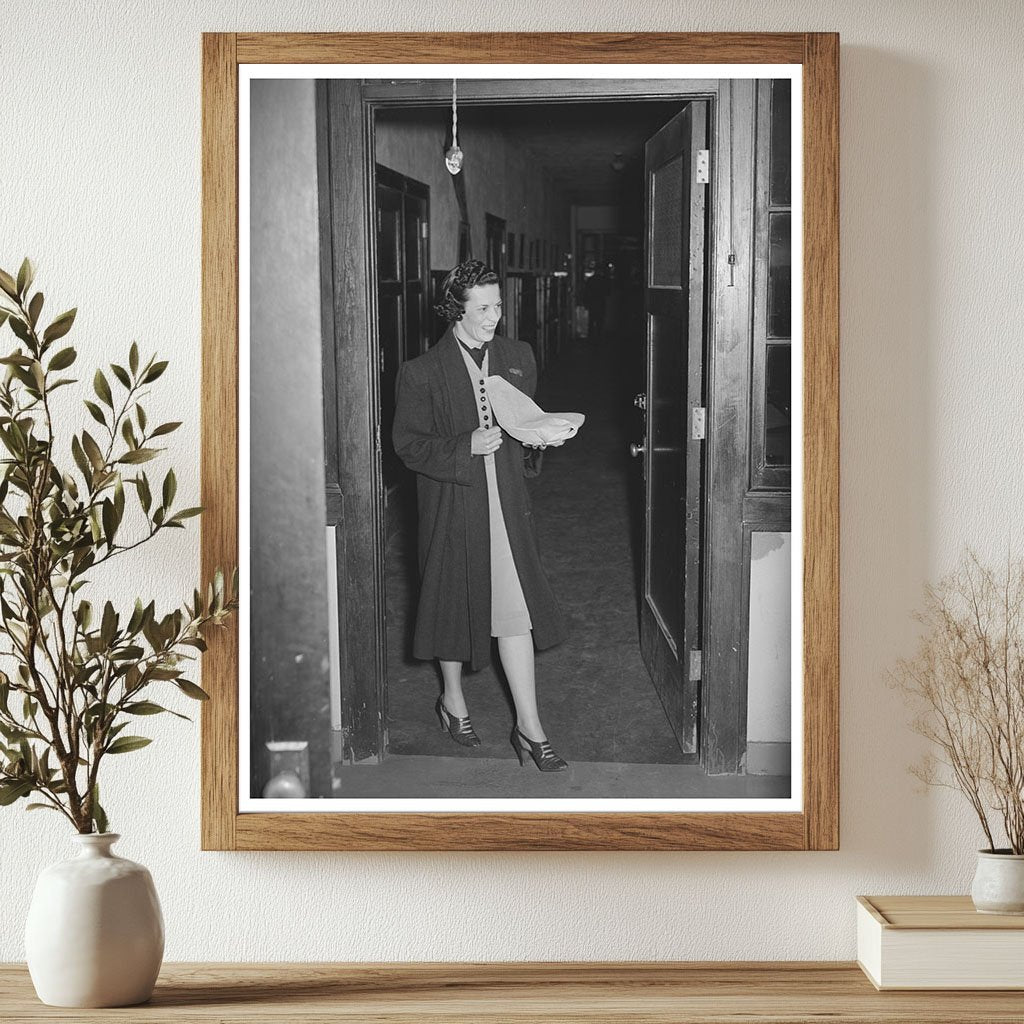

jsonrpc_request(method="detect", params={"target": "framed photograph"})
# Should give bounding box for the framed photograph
[201,32,838,850]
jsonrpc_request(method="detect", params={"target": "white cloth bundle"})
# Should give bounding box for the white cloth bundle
[485,374,585,446]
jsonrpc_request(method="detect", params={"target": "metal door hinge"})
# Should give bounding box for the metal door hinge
[695,149,710,184]
[689,650,702,681]
[691,407,706,440]
[421,221,429,239]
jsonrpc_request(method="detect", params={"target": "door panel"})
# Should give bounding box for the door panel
[639,101,709,758]
[647,306,685,647]
[403,192,428,359]
[376,173,430,488]
[377,190,402,282]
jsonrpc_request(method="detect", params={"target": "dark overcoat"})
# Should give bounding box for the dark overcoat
[392,326,569,671]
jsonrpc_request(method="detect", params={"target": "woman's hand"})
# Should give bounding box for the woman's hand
[524,439,565,450]
[471,426,504,455]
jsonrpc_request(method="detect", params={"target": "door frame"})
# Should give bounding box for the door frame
[318,76,761,773]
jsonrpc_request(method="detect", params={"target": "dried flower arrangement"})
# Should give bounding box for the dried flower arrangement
[895,551,1024,853]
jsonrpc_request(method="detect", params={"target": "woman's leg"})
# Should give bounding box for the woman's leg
[439,659,469,718]
[497,632,546,740]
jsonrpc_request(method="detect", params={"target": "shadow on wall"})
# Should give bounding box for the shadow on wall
[838,48,936,867]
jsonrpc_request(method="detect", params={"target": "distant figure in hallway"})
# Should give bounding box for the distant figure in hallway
[581,257,608,342]
[391,259,571,771]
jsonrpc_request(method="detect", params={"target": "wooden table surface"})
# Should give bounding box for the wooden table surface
[3,962,1024,1022]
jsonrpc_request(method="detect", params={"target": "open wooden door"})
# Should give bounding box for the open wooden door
[637,101,709,759]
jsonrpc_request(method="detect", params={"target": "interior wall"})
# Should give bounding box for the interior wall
[573,205,621,232]
[4,0,1024,963]
[248,79,332,797]
[375,114,570,275]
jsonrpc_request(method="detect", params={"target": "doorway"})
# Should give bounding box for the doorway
[314,77,791,795]
[377,94,706,775]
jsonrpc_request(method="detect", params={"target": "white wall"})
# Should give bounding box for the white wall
[2,0,1023,962]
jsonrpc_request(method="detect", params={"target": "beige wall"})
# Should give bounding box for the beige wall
[3,0,1023,963]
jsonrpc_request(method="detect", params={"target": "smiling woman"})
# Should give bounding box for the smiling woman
[392,259,572,771]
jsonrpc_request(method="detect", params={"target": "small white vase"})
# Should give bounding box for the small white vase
[25,833,164,1007]
[971,849,1024,915]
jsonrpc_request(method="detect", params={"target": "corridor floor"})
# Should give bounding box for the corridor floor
[382,332,695,770]
[332,752,789,800]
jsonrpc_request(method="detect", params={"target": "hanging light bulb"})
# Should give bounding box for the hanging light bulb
[445,78,463,175]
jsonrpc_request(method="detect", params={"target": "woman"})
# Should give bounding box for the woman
[392,259,570,771]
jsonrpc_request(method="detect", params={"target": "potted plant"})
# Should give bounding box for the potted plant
[895,550,1024,913]
[0,259,237,1005]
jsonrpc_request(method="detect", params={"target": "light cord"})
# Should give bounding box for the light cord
[452,78,458,148]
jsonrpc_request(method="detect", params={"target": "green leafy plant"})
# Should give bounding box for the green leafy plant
[0,259,237,833]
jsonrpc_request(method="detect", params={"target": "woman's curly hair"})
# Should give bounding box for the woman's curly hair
[433,259,500,322]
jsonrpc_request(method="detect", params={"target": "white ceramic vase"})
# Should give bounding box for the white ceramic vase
[971,850,1024,915]
[25,833,164,1007]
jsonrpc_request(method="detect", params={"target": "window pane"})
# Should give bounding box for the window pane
[768,212,791,338]
[649,153,683,287]
[770,78,791,207]
[765,343,791,467]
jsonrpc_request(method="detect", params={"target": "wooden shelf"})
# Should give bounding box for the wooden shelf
[4,962,1024,1022]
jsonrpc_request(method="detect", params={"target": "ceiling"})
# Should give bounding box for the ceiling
[377,100,686,207]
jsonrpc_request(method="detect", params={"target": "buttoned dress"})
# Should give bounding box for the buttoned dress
[455,340,533,637]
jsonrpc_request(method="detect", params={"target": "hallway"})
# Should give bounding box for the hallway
[383,324,690,768]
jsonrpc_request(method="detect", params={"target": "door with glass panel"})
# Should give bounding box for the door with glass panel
[636,101,709,758]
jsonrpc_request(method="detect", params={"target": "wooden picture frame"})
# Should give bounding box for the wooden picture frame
[201,32,839,851]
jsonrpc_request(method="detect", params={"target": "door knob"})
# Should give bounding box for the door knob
[630,441,646,458]
[633,393,647,410]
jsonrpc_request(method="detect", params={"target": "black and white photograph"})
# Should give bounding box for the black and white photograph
[242,65,800,810]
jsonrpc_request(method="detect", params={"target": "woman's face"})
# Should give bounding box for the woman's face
[458,283,502,345]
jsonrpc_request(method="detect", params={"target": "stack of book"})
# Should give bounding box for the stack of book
[857,895,1024,990]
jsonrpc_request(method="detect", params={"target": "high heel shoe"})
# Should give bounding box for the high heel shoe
[436,696,481,747]
[511,727,568,772]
